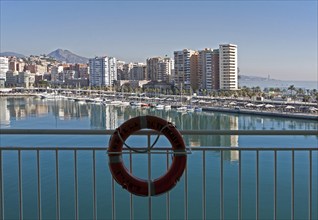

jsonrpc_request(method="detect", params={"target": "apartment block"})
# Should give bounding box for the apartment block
[131,63,146,80]
[0,57,9,81]
[147,56,174,82]
[146,57,161,81]
[173,49,197,90]
[89,57,117,87]
[219,44,238,90]
[198,48,219,91]
[158,57,174,82]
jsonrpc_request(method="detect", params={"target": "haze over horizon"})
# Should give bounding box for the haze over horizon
[0,1,317,81]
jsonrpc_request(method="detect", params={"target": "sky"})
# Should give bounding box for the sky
[0,0,317,81]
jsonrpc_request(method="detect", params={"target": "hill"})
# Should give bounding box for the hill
[0,52,25,58]
[47,49,89,64]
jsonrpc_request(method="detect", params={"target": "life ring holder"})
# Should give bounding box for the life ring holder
[108,115,187,196]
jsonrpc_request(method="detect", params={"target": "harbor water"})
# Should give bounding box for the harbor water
[0,97,317,219]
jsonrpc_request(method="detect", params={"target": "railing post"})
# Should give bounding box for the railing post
[129,150,134,220]
[0,150,3,220]
[166,150,170,220]
[292,150,294,220]
[238,150,241,220]
[93,150,96,220]
[18,150,23,220]
[56,149,60,220]
[202,150,206,220]
[256,150,259,220]
[37,150,42,220]
[74,150,78,220]
[274,150,277,220]
[147,134,152,220]
[220,150,224,220]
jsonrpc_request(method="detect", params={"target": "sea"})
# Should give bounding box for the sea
[239,78,318,90]
[0,97,317,220]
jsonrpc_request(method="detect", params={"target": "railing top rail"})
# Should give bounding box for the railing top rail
[1,129,317,136]
[0,146,317,151]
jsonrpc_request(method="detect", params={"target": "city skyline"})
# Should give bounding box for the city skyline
[0,1,317,81]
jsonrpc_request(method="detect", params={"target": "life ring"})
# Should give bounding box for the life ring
[108,115,187,196]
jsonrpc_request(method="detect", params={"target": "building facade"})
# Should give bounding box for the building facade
[89,57,117,87]
[0,57,9,81]
[173,49,196,90]
[158,57,174,82]
[146,57,161,81]
[219,44,237,90]
[147,57,174,82]
[198,48,220,91]
[130,63,146,80]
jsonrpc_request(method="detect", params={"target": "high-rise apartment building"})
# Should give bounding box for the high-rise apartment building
[147,57,174,82]
[174,49,196,89]
[158,57,174,82]
[146,57,161,81]
[89,57,117,87]
[198,48,219,91]
[0,57,9,81]
[131,63,146,80]
[219,44,238,90]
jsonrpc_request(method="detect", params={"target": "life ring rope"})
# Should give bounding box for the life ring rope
[115,122,174,154]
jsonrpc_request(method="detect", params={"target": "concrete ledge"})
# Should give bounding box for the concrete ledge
[203,107,318,120]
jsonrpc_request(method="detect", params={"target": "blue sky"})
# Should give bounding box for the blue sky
[0,1,317,81]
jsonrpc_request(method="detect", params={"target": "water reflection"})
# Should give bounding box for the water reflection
[1,96,317,157]
[0,97,10,127]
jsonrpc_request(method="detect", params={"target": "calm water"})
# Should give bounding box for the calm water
[0,97,317,220]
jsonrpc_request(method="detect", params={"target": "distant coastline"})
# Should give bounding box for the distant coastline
[239,75,317,90]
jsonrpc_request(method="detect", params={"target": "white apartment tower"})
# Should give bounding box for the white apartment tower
[219,44,238,90]
[174,49,196,89]
[158,57,174,82]
[89,57,117,87]
[0,57,9,81]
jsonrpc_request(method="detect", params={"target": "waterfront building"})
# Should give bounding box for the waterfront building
[219,44,238,90]
[116,60,125,80]
[198,48,220,91]
[174,49,197,90]
[158,57,174,82]
[147,56,174,82]
[146,57,161,81]
[0,57,9,82]
[122,63,134,80]
[70,63,89,79]
[130,63,146,80]
[8,57,25,72]
[89,56,117,87]
[190,52,199,91]
[51,66,64,82]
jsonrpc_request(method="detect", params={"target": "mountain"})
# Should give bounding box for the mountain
[0,52,25,58]
[47,49,89,64]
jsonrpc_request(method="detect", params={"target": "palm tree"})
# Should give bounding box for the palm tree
[288,85,295,96]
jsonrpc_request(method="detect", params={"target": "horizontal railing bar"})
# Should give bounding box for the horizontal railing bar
[1,129,317,136]
[0,146,317,151]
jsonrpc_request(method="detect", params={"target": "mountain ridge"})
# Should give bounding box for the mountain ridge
[47,49,89,64]
[0,52,26,58]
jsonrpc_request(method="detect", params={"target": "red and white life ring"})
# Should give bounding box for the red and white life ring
[108,115,187,196]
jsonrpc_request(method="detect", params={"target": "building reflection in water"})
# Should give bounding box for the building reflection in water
[0,97,10,127]
[3,97,318,161]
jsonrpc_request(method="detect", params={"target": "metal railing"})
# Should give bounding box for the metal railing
[0,129,317,220]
